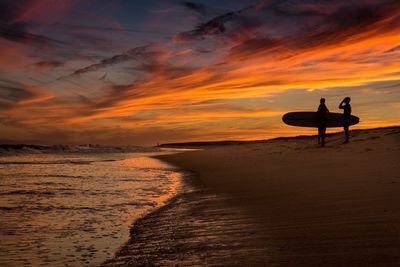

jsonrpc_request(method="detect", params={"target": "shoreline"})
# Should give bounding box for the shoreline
[0,151,185,267]
[102,169,277,266]
[159,126,400,148]
[103,127,400,266]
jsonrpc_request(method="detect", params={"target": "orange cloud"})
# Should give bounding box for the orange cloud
[1,0,400,145]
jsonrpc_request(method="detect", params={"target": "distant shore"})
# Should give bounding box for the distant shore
[103,126,400,266]
[0,144,160,154]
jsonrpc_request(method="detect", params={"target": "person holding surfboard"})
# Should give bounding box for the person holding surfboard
[282,99,359,138]
[339,97,352,143]
[317,98,329,146]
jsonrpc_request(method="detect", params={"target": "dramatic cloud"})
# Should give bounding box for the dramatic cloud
[0,0,399,145]
[175,0,400,61]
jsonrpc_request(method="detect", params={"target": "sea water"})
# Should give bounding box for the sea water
[0,152,182,266]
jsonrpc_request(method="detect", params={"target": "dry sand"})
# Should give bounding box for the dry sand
[103,127,400,266]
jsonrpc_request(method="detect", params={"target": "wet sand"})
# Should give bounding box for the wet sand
[103,127,400,266]
[0,153,181,266]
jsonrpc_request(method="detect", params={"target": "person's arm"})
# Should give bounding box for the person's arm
[323,105,329,113]
[339,100,345,109]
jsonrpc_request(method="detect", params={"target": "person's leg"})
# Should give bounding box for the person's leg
[318,128,321,144]
[321,127,326,146]
[344,125,349,143]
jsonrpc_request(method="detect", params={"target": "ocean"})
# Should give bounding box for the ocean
[0,151,183,266]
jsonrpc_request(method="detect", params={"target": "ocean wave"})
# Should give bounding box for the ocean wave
[0,159,118,165]
[0,189,76,196]
[0,205,106,212]
[108,201,157,208]
[0,160,92,165]
[31,174,93,179]
[0,190,56,196]
[0,206,24,211]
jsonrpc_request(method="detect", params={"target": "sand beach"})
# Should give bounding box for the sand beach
[103,126,400,266]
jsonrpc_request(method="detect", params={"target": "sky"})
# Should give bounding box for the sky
[0,0,399,145]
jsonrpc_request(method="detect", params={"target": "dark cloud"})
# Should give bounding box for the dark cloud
[175,0,400,60]
[268,0,361,18]
[0,23,61,46]
[0,82,37,109]
[52,23,166,35]
[175,11,237,41]
[175,0,270,42]
[0,86,35,102]
[297,1,399,46]
[228,37,281,58]
[0,0,62,46]
[385,45,400,53]
[0,0,27,24]
[35,60,63,69]
[61,45,153,78]
[182,2,208,15]
[228,0,400,59]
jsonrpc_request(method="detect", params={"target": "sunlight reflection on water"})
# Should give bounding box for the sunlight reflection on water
[0,152,182,266]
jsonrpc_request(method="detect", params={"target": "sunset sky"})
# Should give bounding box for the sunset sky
[1,0,399,145]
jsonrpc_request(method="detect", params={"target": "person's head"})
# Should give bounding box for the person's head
[320,98,325,104]
[344,97,351,104]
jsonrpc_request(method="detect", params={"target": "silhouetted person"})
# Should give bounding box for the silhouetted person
[339,97,351,143]
[317,98,329,146]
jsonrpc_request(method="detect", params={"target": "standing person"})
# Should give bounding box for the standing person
[317,98,329,146]
[339,97,351,143]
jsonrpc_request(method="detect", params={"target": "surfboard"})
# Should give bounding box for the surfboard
[282,112,360,128]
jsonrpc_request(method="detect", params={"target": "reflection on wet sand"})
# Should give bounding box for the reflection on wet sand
[0,152,182,266]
